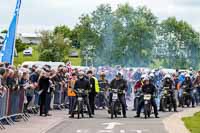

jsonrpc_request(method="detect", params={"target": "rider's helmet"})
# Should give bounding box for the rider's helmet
[149,73,154,80]
[143,77,150,85]
[144,77,149,81]
[164,74,171,79]
[116,72,122,78]
[141,74,146,80]
[149,73,154,77]
[185,74,190,81]
[164,74,171,82]
[185,74,190,77]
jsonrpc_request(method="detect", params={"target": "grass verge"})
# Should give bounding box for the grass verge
[182,112,200,133]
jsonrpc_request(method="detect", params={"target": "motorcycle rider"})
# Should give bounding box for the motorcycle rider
[173,73,180,107]
[181,74,195,107]
[161,74,177,112]
[97,72,109,109]
[69,71,93,118]
[133,75,145,110]
[135,77,159,118]
[110,73,128,118]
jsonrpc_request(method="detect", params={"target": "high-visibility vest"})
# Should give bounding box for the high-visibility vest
[68,80,76,96]
[92,77,100,93]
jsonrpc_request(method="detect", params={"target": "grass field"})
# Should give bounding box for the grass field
[14,45,81,66]
[14,45,39,66]
[182,112,200,133]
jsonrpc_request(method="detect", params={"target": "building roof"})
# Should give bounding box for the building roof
[18,33,41,38]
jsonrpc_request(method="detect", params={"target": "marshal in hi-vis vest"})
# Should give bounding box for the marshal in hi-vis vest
[92,77,100,93]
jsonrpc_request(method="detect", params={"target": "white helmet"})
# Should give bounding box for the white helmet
[149,73,154,77]
[164,74,171,79]
[185,74,190,78]
[141,74,146,79]
[143,77,149,81]
[144,77,149,81]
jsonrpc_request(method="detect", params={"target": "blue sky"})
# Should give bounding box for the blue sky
[1,0,200,33]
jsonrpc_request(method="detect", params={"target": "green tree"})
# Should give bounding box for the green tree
[15,38,28,52]
[75,14,100,65]
[54,25,71,38]
[39,31,70,62]
[70,28,80,48]
[1,29,8,34]
[74,3,200,68]
[91,4,114,65]
[113,4,158,66]
[157,17,200,69]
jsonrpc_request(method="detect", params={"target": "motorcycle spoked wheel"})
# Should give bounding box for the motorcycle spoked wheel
[134,98,139,111]
[111,102,115,119]
[77,101,83,119]
[168,97,173,112]
[144,103,151,119]
[111,102,121,119]
[161,98,167,112]
[186,97,191,107]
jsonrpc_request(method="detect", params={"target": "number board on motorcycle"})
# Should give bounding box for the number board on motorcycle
[78,97,83,101]
[144,95,151,100]
[112,93,118,100]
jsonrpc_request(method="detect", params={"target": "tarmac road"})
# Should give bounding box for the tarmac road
[47,110,176,133]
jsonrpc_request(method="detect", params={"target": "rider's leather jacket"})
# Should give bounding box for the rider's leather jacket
[162,78,174,93]
[110,78,128,94]
[142,84,156,96]
[181,79,192,91]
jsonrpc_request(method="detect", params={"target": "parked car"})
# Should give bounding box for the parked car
[23,47,33,56]
[69,51,79,57]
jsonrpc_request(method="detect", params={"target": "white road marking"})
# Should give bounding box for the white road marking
[76,130,81,133]
[98,130,112,133]
[120,130,125,133]
[76,129,89,133]
[129,129,149,133]
[102,122,124,130]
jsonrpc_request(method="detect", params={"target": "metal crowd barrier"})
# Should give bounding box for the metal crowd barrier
[0,82,74,130]
[54,84,68,109]
[25,90,40,114]
[0,88,29,130]
[0,88,8,129]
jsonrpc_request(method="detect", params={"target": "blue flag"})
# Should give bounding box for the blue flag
[0,0,21,64]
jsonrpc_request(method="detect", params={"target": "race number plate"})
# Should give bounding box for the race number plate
[112,93,118,100]
[144,94,151,100]
[78,97,83,101]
